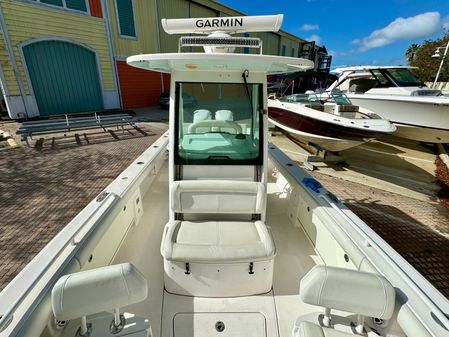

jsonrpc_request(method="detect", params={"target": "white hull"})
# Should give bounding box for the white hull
[269,118,366,152]
[348,95,449,143]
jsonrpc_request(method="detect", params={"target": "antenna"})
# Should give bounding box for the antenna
[161,15,283,35]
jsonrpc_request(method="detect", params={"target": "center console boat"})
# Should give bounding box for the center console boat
[1,15,448,337]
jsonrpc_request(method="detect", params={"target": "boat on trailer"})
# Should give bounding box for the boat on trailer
[1,14,449,337]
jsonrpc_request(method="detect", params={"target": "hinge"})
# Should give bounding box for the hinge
[185,262,190,275]
[249,262,254,274]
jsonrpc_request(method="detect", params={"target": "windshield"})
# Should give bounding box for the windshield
[384,68,422,87]
[331,91,352,105]
[175,82,263,165]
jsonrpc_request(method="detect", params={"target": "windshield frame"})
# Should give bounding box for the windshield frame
[174,81,264,166]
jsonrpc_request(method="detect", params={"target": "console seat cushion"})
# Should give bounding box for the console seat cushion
[161,220,275,263]
[295,321,353,337]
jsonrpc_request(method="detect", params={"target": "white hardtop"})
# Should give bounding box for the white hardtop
[332,65,417,75]
[127,14,313,75]
[127,52,313,75]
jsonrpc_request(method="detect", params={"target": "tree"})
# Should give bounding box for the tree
[405,43,419,63]
[406,33,449,82]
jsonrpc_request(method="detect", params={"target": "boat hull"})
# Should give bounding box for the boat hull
[348,95,449,143]
[268,106,385,152]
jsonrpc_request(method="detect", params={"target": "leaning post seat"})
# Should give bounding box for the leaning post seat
[161,180,276,297]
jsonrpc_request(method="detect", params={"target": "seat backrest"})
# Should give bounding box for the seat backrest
[52,263,147,321]
[215,110,234,121]
[193,109,212,123]
[171,180,266,214]
[300,265,395,320]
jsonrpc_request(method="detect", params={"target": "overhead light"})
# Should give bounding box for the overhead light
[432,49,441,58]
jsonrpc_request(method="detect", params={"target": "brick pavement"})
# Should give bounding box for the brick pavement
[309,171,449,298]
[0,122,167,290]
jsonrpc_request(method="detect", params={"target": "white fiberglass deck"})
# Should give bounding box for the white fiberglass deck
[111,163,370,337]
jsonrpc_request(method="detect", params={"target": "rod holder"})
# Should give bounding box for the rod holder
[355,314,364,334]
[323,308,331,327]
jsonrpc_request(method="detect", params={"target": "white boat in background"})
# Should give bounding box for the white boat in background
[268,91,396,152]
[1,15,449,337]
[328,66,449,143]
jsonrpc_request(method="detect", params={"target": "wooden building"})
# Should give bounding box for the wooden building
[0,0,330,118]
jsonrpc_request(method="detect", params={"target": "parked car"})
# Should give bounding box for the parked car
[158,93,197,109]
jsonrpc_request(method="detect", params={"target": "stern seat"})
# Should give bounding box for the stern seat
[161,180,275,297]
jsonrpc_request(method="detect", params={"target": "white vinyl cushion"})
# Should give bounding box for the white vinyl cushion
[52,263,148,321]
[193,109,212,122]
[295,321,353,337]
[299,265,395,320]
[161,220,275,262]
[215,109,234,121]
[171,180,266,214]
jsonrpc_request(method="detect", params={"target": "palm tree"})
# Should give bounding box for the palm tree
[405,43,420,64]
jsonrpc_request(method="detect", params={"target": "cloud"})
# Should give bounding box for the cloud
[353,12,442,51]
[306,34,321,45]
[300,24,319,31]
[443,15,449,31]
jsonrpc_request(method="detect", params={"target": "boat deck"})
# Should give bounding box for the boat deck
[112,163,377,337]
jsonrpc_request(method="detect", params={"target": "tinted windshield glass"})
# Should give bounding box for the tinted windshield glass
[331,92,352,105]
[384,68,422,87]
[175,82,262,165]
[371,70,391,87]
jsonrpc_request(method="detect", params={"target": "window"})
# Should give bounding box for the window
[291,47,295,57]
[116,0,136,38]
[281,44,286,56]
[370,70,392,87]
[384,68,423,87]
[65,0,87,12]
[175,82,263,165]
[38,0,88,12]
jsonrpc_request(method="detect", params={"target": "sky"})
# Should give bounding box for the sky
[218,0,449,67]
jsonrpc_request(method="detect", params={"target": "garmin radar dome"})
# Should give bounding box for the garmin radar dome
[161,14,284,53]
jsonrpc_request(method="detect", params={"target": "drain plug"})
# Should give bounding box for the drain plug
[215,321,225,332]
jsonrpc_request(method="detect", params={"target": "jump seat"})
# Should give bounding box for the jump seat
[161,180,276,297]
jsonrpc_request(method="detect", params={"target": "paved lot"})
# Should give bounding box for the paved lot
[0,121,167,290]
